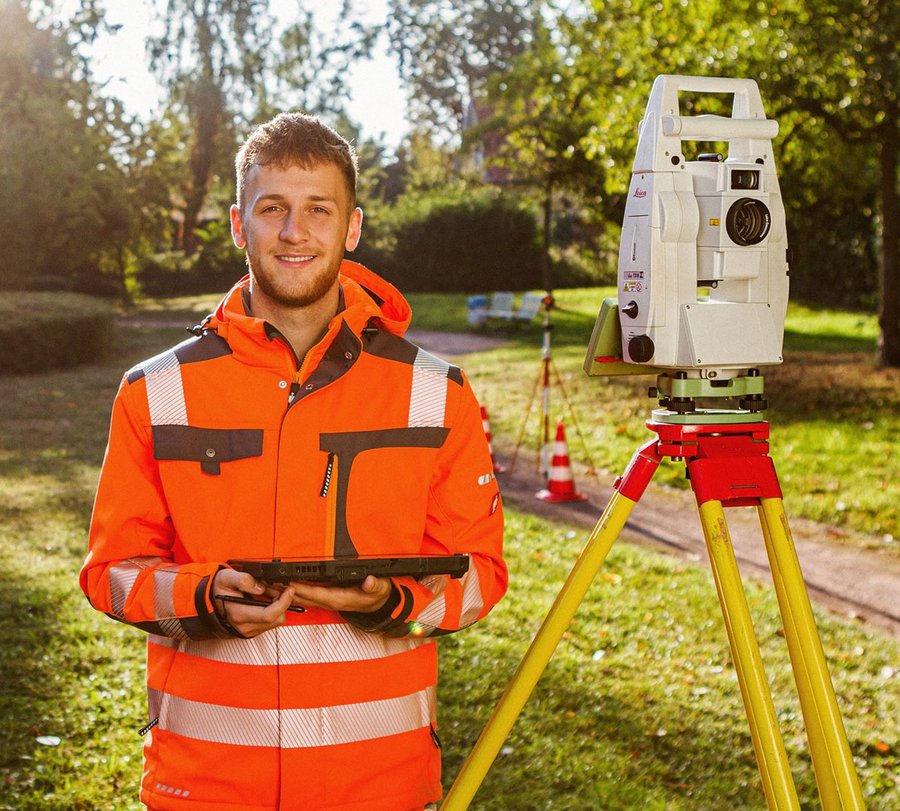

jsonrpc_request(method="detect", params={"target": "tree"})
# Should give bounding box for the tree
[386,0,541,137]
[147,1,380,255]
[767,0,898,363]
[147,0,273,255]
[475,15,614,290]
[0,0,134,295]
[260,3,379,121]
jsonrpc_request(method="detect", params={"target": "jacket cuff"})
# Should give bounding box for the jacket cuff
[197,569,247,639]
[340,581,411,633]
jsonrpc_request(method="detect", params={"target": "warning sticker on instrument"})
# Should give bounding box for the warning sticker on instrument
[623,281,643,293]
[623,271,644,280]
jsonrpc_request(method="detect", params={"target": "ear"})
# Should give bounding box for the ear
[345,207,363,252]
[230,204,246,249]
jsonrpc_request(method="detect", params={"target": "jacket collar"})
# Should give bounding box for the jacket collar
[204,260,412,372]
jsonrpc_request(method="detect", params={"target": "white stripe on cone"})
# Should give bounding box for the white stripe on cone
[536,422,586,502]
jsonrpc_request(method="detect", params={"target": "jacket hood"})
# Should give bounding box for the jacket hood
[335,259,412,337]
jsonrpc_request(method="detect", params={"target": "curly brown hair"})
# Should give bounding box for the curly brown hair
[235,113,357,212]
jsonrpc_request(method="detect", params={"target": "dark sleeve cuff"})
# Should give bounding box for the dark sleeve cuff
[340,581,410,633]
[197,569,247,639]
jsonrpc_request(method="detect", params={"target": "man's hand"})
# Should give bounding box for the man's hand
[288,575,392,613]
[213,568,295,637]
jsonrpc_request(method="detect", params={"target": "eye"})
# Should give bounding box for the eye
[310,206,330,215]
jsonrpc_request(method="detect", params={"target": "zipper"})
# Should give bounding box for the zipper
[138,717,159,736]
[320,452,335,497]
[287,371,302,405]
[321,452,337,557]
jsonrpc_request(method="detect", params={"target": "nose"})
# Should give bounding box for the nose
[279,212,309,244]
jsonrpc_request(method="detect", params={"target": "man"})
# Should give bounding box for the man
[80,113,507,811]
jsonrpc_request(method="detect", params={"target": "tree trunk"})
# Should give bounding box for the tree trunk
[542,179,553,293]
[877,107,899,366]
[180,4,224,257]
[181,80,223,256]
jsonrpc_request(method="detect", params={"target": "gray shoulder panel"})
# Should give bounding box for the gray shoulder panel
[174,330,232,365]
[126,331,231,384]
[362,329,419,365]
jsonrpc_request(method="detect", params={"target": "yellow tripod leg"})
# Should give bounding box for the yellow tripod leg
[440,490,638,811]
[697,500,801,811]
[758,498,865,810]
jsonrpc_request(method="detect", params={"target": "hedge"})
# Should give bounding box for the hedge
[0,292,115,374]
[378,187,545,293]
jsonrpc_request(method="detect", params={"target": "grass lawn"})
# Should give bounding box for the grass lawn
[0,292,896,809]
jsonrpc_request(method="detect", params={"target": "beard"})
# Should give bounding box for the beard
[245,244,342,308]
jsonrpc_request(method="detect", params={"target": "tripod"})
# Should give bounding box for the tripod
[442,379,865,810]
[509,295,595,477]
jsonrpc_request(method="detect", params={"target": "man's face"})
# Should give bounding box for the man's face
[230,161,362,309]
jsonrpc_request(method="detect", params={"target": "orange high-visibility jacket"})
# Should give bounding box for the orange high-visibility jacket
[80,261,507,811]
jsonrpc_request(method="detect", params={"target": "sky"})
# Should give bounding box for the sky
[80,0,411,149]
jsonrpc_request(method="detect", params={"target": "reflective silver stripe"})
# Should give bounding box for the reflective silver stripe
[416,576,449,628]
[109,564,140,619]
[156,617,189,639]
[148,687,163,719]
[178,623,427,667]
[459,565,485,627]
[143,350,188,426]
[149,633,179,650]
[158,686,435,749]
[408,349,449,428]
[108,556,165,618]
[414,564,483,634]
[152,569,176,618]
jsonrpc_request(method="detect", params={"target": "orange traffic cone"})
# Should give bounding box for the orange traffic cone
[536,422,587,502]
[481,405,507,473]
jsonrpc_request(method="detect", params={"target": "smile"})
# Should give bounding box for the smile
[277,254,315,264]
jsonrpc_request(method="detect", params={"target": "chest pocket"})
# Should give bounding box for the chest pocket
[153,425,263,475]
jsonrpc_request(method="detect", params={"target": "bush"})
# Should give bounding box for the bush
[138,221,246,297]
[380,187,544,292]
[0,292,115,374]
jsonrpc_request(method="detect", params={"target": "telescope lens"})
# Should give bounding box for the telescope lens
[726,198,771,246]
[731,169,760,190]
